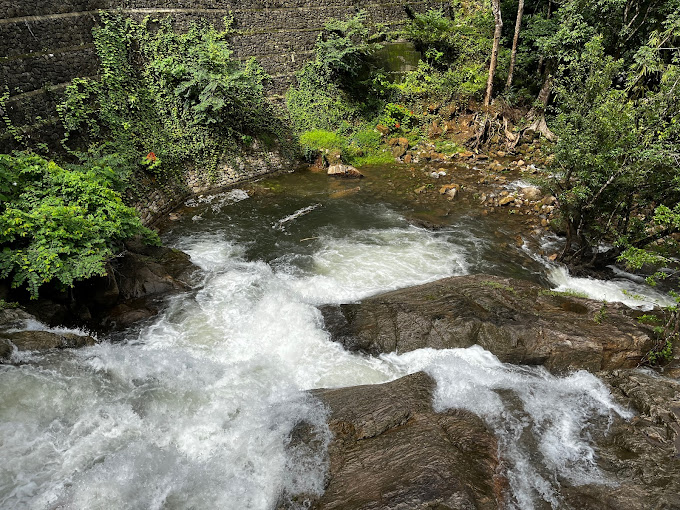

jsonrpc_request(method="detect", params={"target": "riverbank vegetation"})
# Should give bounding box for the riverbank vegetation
[1,1,679,332]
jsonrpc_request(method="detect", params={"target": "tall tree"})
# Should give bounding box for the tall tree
[506,0,525,90]
[484,0,503,106]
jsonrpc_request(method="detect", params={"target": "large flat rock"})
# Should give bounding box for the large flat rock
[321,274,655,372]
[289,372,503,510]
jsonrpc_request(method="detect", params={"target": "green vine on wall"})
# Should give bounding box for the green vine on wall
[57,12,288,187]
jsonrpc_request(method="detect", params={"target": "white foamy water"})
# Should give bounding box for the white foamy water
[521,235,673,310]
[547,265,673,310]
[1,219,632,510]
[384,347,631,508]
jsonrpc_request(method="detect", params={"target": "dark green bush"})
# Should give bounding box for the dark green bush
[0,154,157,298]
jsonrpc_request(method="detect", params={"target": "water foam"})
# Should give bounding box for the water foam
[547,265,673,310]
[383,347,631,509]
[0,213,633,510]
[277,225,469,304]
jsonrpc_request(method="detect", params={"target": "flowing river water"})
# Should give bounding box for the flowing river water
[0,166,671,509]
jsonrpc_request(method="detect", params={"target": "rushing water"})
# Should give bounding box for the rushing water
[0,168,665,509]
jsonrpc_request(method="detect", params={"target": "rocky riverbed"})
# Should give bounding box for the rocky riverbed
[1,156,679,510]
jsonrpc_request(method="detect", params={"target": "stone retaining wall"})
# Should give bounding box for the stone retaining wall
[132,141,297,225]
[1,0,443,149]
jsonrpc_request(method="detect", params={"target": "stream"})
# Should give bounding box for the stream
[0,166,670,509]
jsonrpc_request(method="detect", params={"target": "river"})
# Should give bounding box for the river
[0,166,669,509]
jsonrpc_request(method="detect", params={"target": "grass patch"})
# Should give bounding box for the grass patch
[480,280,516,294]
[434,139,463,155]
[539,289,590,299]
[352,152,394,167]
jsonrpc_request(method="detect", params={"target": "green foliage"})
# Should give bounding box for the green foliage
[398,7,493,102]
[0,299,19,310]
[593,303,608,324]
[350,152,394,167]
[58,13,281,186]
[0,154,157,298]
[286,11,384,134]
[378,103,418,133]
[539,289,590,299]
[315,11,384,80]
[637,314,662,325]
[434,139,464,155]
[299,129,348,162]
[404,9,459,65]
[646,338,674,365]
[547,27,680,265]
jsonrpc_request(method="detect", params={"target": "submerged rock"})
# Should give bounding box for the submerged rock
[289,372,503,509]
[0,308,96,363]
[320,274,654,372]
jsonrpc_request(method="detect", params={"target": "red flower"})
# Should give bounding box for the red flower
[395,123,401,129]
[146,152,157,162]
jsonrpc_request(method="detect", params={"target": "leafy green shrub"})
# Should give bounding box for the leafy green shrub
[286,11,384,134]
[58,13,281,186]
[0,154,157,298]
[646,338,674,365]
[286,65,360,133]
[299,130,348,161]
[315,11,384,81]
[378,103,418,133]
[404,9,459,66]
[350,127,382,152]
[300,130,346,151]
[398,7,492,103]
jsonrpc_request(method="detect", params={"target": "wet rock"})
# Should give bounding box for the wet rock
[0,307,34,330]
[499,195,516,206]
[561,370,680,509]
[428,121,444,138]
[521,186,542,201]
[391,145,407,158]
[0,339,11,361]
[13,241,197,330]
[300,372,503,509]
[327,165,364,179]
[1,330,96,352]
[320,275,655,373]
[439,184,459,200]
[376,124,390,136]
[1,307,97,362]
[329,186,361,199]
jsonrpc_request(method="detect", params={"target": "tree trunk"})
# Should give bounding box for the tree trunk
[484,0,503,107]
[534,72,553,111]
[505,0,525,91]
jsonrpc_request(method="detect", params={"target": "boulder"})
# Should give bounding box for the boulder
[327,165,364,179]
[1,330,96,353]
[13,241,197,330]
[0,307,34,329]
[499,195,516,206]
[290,372,503,509]
[391,145,407,159]
[320,275,655,373]
[376,124,390,136]
[439,184,459,200]
[428,122,444,138]
[521,186,542,201]
[1,307,96,363]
